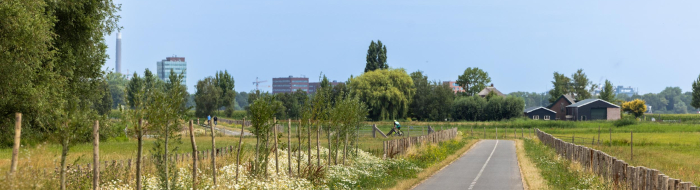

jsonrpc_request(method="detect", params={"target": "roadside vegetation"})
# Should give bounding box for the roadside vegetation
[523,138,611,189]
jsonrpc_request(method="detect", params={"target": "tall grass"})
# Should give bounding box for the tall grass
[523,138,611,189]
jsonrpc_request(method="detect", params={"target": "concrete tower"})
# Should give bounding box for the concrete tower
[116,32,122,74]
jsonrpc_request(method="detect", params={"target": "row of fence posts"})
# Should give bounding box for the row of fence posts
[536,128,698,190]
[383,128,458,158]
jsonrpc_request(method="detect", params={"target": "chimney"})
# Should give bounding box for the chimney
[490,83,494,87]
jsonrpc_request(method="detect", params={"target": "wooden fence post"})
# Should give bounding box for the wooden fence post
[610,128,612,147]
[287,119,292,176]
[273,118,279,174]
[631,131,633,162]
[10,113,22,175]
[235,118,245,183]
[210,120,217,187]
[93,120,100,190]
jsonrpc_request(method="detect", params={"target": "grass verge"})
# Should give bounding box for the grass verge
[523,138,612,190]
[514,139,546,190]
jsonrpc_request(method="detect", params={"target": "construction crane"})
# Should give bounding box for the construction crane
[252,77,268,91]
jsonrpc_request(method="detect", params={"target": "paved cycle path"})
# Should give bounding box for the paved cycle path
[413,140,523,190]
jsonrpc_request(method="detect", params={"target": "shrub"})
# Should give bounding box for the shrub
[613,118,637,127]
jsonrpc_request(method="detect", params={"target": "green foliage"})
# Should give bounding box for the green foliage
[622,99,647,118]
[106,72,128,108]
[248,94,281,177]
[548,69,597,102]
[456,67,491,96]
[349,68,415,120]
[613,118,637,127]
[571,69,597,100]
[409,71,455,121]
[693,74,700,110]
[215,70,236,115]
[94,80,113,115]
[364,40,388,72]
[599,80,615,102]
[235,91,249,110]
[508,92,551,108]
[149,70,188,188]
[194,77,222,118]
[452,96,523,121]
[408,139,466,168]
[548,72,571,103]
[452,96,487,121]
[275,89,309,119]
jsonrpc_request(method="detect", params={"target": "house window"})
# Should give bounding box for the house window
[544,115,550,120]
[581,116,586,121]
[533,115,539,120]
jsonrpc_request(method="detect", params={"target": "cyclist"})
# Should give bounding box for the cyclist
[394,120,403,136]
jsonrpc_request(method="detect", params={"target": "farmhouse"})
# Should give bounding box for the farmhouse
[547,94,576,120]
[524,107,556,120]
[566,99,621,121]
[477,84,506,98]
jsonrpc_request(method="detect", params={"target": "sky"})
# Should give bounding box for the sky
[103,0,700,94]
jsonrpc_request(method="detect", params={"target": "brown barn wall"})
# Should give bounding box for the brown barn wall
[549,98,571,120]
[607,108,621,120]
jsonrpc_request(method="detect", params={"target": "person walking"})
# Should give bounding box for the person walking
[213,116,218,126]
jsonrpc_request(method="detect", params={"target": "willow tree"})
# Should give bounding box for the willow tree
[349,68,415,120]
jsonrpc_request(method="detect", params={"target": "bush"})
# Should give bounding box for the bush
[613,118,637,127]
[452,96,524,121]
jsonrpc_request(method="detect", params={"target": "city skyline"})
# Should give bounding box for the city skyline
[102,0,700,94]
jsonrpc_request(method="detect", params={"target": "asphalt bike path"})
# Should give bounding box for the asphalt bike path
[413,140,523,190]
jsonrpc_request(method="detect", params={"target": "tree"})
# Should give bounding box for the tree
[106,72,128,109]
[622,99,647,118]
[548,72,571,103]
[409,71,455,121]
[571,69,597,100]
[599,80,615,102]
[235,92,249,110]
[692,74,700,109]
[215,70,236,116]
[349,68,415,120]
[195,77,222,118]
[149,70,188,189]
[248,94,280,178]
[508,92,550,108]
[95,80,113,115]
[456,67,491,96]
[364,40,388,72]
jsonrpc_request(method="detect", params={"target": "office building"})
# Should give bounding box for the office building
[272,76,343,94]
[272,76,309,94]
[443,81,465,93]
[157,56,187,85]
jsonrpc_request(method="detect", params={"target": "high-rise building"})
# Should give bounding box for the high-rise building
[272,76,309,94]
[116,32,122,74]
[443,81,465,93]
[157,56,187,85]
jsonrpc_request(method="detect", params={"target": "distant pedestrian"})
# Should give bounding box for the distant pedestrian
[208,115,211,121]
[214,116,218,125]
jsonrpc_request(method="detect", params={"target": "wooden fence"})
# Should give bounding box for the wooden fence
[536,129,698,190]
[383,128,458,158]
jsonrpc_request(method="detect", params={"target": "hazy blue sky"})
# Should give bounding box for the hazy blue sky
[103,0,700,94]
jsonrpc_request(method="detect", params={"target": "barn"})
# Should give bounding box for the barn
[566,99,621,121]
[524,107,556,120]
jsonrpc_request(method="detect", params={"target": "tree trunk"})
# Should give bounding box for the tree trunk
[236,118,245,183]
[316,124,320,166]
[60,138,69,190]
[210,120,216,187]
[327,125,331,166]
[343,133,348,165]
[10,113,21,175]
[93,120,100,190]
[298,120,301,175]
[165,121,170,190]
[307,119,311,166]
[188,121,198,189]
[136,118,143,190]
